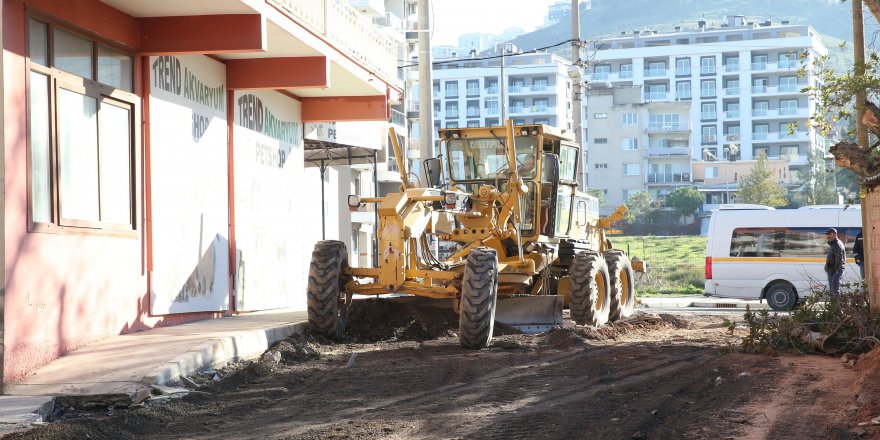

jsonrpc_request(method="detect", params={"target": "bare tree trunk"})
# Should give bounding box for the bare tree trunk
[865,0,880,22]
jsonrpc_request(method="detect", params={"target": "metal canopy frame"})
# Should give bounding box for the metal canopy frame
[303,140,384,266]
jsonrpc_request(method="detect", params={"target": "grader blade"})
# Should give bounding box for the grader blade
[494,295,564,334]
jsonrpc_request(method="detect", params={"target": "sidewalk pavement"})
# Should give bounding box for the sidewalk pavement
[639,295,767,309]
[0,310,308,431]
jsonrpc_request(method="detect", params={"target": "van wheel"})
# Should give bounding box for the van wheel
[766,282,797,311]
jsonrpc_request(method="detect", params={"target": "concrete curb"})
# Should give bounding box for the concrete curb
[141,321,307,386]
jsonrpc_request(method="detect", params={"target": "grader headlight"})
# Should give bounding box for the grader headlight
[347,195,361,212]
[443,192,457,209]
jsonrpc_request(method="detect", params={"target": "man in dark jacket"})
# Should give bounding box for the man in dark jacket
[825,228,846,296]
[853,231,864,279]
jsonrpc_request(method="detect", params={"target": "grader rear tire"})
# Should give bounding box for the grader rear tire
[606,251,636,321]
[569,251,611,326]
[459,247,498,349]
[307,240,350,339]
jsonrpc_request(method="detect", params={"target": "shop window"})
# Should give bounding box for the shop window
[27,18,137,233]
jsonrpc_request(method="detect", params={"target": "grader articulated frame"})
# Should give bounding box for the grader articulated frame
[307,120,642,348]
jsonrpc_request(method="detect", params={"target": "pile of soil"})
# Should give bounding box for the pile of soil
[341,298,459,342]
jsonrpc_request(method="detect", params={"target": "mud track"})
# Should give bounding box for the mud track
[7,299,876,440]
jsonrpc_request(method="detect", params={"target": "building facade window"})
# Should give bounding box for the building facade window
[621,112,637,125]
[701,125,717,143]
[446,102,459,118]
[779,76,799,92]
[595,163,608,169]
[700,56,716,74]
[592,65,610,80]
[445,81,458,98]
[700,79,716,98]
[467,120,480,128]
[619,63,633,78]
[465,79,479,97]
[594,138,608,144]
[28,18,137,233]
[701,102,716,120]
[779,99,799,115]
[593,112,607,119]
[675,57,690,76]
[753,100,769,116]
[623,163,640,176]
[676,81,691,100]
[622,138,638,150]
[705,166,719,178]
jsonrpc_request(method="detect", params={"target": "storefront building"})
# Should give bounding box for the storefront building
[0,0,402,385]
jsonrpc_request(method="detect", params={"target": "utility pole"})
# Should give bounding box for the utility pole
[418,0,434,168]
[571,0,585,188]
[852,0,877,312]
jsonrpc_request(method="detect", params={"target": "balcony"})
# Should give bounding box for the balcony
[752,85,767,94]
[724,110,740,119]
[700,66,716,75]
[509,85,526,93]
[724,87,739,96]
[644,146,691,157]
[486,107,499,115]
[675,67,691,76]
[531,84,548,92]
[724,134,741,142]
[466,108,480,117]
[390,108,405,127]
[644,68,668,77]
[725,63,739,72]
[269,0,399,85]
[700,112,717,120]
[445,111,459,119]
[644,91,669,101]
[485,86,498,95]
[509,106,525,114]
[591,72,610,81]
[465,88,480,97]
[647,172,691,184]
[647,122,690,132]
[752,132,769,140]
[619,70,633,79]
[752,108,768,117]
[751,61,768,71]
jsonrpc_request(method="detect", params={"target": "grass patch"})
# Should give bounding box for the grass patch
[611,235,706,296]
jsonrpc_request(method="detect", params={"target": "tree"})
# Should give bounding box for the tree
[737,152,788,207]
[664,186,703,222]
[586,188,606,207]
[791,147,837,207]
[624,191,654,223]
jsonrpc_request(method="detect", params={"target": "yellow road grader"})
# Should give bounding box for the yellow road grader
[307,120,642,348]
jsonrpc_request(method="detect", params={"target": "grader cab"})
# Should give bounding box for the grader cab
[307,120,640,348]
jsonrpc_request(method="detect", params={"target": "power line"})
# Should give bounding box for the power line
[397,39,577,69]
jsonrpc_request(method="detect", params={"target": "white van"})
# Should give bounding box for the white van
[704,206,862,310]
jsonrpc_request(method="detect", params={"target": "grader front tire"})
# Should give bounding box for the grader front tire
[459,247,498,349]
[307,240,350,339]
[606,252,636,321]
[569,252,611,326]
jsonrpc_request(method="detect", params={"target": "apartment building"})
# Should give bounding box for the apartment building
[431,48,578,137]
[585,15,828,213]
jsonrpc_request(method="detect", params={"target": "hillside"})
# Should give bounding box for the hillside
[512,0,855,70]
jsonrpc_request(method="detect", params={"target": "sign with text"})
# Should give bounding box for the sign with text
[233,90,308,311]
[149,55,230,315]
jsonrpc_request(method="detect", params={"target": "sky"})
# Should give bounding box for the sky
[429,0,563,47]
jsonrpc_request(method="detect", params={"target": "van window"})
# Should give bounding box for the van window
[730,227,861,257]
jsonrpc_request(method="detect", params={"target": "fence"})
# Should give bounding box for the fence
[612,235,706,294]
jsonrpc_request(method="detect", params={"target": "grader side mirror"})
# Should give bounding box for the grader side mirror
[423,157,443,188]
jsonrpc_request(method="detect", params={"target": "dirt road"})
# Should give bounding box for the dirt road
[8,299,880,439]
